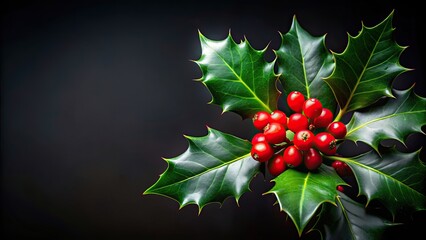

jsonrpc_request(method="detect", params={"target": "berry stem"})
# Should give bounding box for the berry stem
[334,108,345,122]
[274,147,286,155]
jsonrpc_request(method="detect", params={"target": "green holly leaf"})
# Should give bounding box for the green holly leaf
[313,193,394,240]
[265,165,346,236]
[143,127,260,212]
[326,148,426,218]
[195,32,280,119]
[324,11,409,117]
[345,86,426,152]
[276,17,336,113]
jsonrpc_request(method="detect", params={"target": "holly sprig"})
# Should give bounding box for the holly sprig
[144,11,426,239]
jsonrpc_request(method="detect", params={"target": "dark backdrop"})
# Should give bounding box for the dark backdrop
[1,0,425,239]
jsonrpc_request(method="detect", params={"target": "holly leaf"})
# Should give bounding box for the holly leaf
[276,17,336,113]
[345,86,426,152]
[143,127,260,211]
[324,11,409,115]
[313,193,394,240]
[326,148,426,218]
[195,32,280,118]
[265,165,346,236]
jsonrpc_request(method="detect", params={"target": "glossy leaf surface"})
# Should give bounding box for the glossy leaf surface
[195,32,280,118]
[314,193,393,240]
[276,17,336,113]
[345,86,426,152]
[144,127,260,211]
[324,11,408,115]
[326,148,426,218]
[266,165,346,236]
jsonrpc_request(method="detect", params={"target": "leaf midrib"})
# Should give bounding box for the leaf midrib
[340,20,390,114]
[204,40,272,113]
[347,110,425,135]
[329,156,424,197]
[299,172,310,219]
[294,28,310,98]
[150,153,252,191]
[336,196,357,239]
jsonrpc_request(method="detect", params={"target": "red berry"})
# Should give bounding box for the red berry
[251,133,267,144]
[337,186,344,192]
[341,163,352,176]
[332,160,352,177]
[287,113,309,133]
[303,98,323,119]
[314,132,336,155]
[293,130,314,151]
[252,111,270,130]
[268,154,286,176]
[327,122,347,139]
[287,91,305,112]
[304,148,322,170]
[331,160,343,170]
[270,110,287,127]
[251,142,274,162]
[283,146,303,167]
[264,123,286,144]
[313,108,333,128]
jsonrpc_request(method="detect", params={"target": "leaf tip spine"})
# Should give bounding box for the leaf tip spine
[387,9,395,19]
[207,98,214,105]
[360,20,366,28]
[399,138,408,149]
[235,197,241,207]
[407,82,417,90]
[183,134,195,141]
[400,44,409,49]
[220,104,230,115]
[384,89,396,99]
[178,203,187,211]
[416,147,425,159]
[262,191,270,196]
[263,40,272,53]
[142,189,151,196]
[328,48,337,55]
[323,199,338,207]
[197,206,203,216]
[243,34,248,42]
[371,144,382,158]
[197,29,204,37]
[405,66,415,72]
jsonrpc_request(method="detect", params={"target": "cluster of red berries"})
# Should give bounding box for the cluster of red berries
[250,91,347,176]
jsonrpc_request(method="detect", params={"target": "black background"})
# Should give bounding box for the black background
[1,0,425,239]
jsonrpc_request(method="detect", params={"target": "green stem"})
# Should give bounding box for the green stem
[334,108,345,122]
